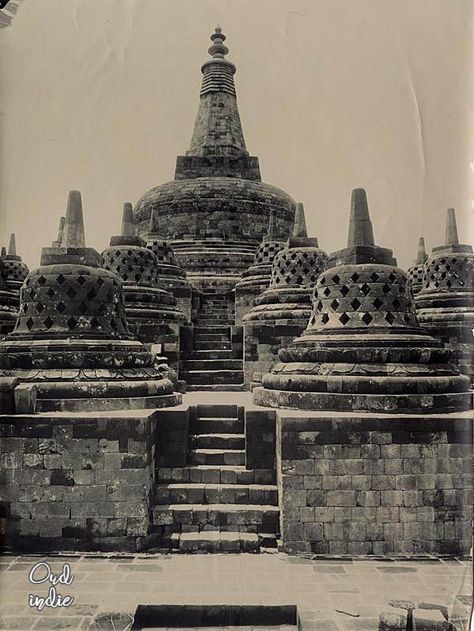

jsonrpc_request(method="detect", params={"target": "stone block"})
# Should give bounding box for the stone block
[412,608,450,630]
[379,608,408,630]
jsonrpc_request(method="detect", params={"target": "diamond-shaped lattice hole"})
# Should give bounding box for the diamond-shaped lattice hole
[36,303,45,313]
[67,287,77,299]
[385,312,395,325]
[46,287,55,298]
[315,301,323,312]
[332,274,340,284]
[57,274,65,285]
[97,277,105,287]
[319,276,326,285]
[110,318,117,331]
[361,283,370,296]
[350,298,361,310]
[373,298,383,309]
[90,317,100,329]
[321,313,330,324]
[87,288,97,300]
[382,284,391,294]
[388,272,396,282]
[330,299,339,310]
[78,302,88,314]
[25,317,34,330]
[37,276,46,286]
[350,272,360,282]
[340,285,349,297]
[77,276,86,286]
[404,313,412,324]
[323,287,331,297]
[446,280,452,288]
[392,298,401,310]
[370,272,379,282]
[339,312,350,325]
[361,312,373,325]
[56,302,66,313]
[44,316,54,329]
[67,316,77,329]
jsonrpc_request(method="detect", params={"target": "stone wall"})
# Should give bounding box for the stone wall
[0,412,157,552]
[235,286,262,325]
[243,319,308,388]
[278,412,472,555]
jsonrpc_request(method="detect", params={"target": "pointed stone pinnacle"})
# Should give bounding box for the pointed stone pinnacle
[62,190,85,248]
[445,208,459,246]
[8,233,16,256]
[347,188,375,247]
[416,236,428,264]
[148,208,158,238]
[1,246,6,257]
[265,211,276,241]
[293,203,308,239]
[52,216,66,247]
[121,202,136,238]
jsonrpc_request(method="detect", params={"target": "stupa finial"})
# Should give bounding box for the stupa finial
[208,26,229,59]
[445,208,459,246]
[416,236,428,264]
[347,188,375,247]
[53,216,66,247]
[265,210,276,241]
[293,203,308,239]
[148,208,158,237]
[1,246,6,257]
[62,190,85,248]
[8,233,16,256]
[121,202,136,238]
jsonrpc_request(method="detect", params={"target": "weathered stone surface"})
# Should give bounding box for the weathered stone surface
[133,28,296,291]
[0,192,181,413]
[254,190,471,413]
[0,233,29,334]
[415,208,474,382]
[407,236,428,297]
[277,411,472,555]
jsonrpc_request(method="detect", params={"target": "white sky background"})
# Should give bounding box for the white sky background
[0,0,472,269]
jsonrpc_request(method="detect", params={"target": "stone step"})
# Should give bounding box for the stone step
[194,325,230,335]
[189,433,245,450]
[188,449,245,466]
[157,466,275,485]
[153,503,280,531]
[182,370,244,385]
[191,418,244,434]
[194,333,230,342]
[184,359,243,371]
[186,384,245,392]
[196,404,239,418]
[187,350,234,360]
[170,531,261,553]
[155,483,278,506]
[193,340,232,351]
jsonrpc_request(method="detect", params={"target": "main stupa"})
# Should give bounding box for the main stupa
[134,27,296,294]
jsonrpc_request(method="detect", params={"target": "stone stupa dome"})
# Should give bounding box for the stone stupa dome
[134,27,296,289]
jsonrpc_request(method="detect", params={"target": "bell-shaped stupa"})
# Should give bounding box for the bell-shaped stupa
[244,203,328,324]
[101,203,188,370]
[0,191,181,413]
[242,203,328,387]
[0,234,30,334]
[407,237,428,296]
[234,211,287,323]
[253,189,471,413]
[415,208,474,380]
[146,209,193,321]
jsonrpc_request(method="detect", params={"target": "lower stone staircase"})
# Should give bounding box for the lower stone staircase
[153,405,279,552]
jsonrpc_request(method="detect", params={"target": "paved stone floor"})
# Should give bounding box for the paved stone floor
[0,553,471,630]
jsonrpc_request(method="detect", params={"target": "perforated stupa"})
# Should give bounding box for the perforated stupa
[253,189,471,413]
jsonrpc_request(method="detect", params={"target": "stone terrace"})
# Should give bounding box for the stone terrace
[0,553,471,630]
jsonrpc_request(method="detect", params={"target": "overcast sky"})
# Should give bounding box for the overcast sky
[0,0,472,269]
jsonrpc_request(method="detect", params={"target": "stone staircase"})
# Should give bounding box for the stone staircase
[182,293,244,391]
[153,404,279,552]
